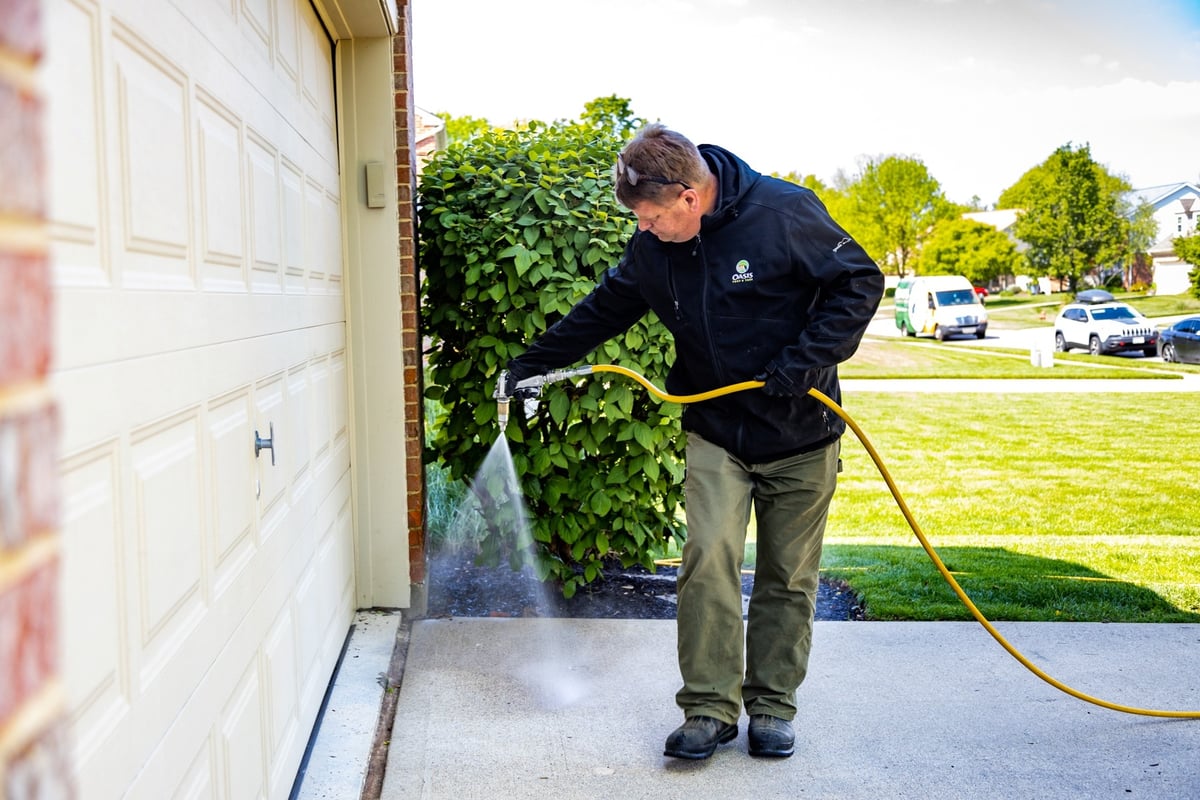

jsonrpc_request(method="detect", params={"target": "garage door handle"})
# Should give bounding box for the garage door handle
[255,423,275,466]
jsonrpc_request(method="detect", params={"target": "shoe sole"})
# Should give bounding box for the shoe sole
[748,744,794,758]
[748,728,795,758]
[663,725,738,759]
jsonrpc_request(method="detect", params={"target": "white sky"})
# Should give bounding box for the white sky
[409,0,1200,207]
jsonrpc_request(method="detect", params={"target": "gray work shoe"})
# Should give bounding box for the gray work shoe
[748,714,795,758]
[663,715,738,759]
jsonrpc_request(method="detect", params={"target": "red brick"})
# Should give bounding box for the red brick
[0,559,59,723]
[0,404,58,550]
[0,251,52,385]
[3,720,74,799]
[22,405,59,535]
[0,82,45,218]
[0,417,23,551]
[0,0,43,59]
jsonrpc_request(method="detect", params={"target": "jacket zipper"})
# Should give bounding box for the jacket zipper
[667,260,682,320]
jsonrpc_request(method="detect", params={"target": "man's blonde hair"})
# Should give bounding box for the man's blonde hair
[614,123,709,207]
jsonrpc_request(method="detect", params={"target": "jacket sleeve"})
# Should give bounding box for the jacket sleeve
[508,243,650,378]
[762,191,884,389]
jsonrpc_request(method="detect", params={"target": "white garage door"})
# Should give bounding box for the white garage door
[45,0,355,796]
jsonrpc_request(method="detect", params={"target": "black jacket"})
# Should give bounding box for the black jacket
[511,144,884,463]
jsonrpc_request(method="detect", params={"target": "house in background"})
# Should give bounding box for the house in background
[959,208,1061,294]
[1127,182,1200,295]
[1,0,428,796]
[962,208,1022,241]
[964,182,1200,296]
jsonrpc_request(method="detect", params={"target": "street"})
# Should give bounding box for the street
[865,303,1199,364]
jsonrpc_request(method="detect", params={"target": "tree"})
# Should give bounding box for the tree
[1118,196,1159,289]
[1174,232,1200,298]
[914,218,1023,286]
[420,100,686,598]
[999,143,1131,292]
[773,171,832,196]
[435,111,496,144]
[838,155,958,277]
[578,95,646,139]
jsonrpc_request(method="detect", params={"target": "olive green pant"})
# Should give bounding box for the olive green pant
[675,432,840,724]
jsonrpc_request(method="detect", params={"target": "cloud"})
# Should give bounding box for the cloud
[411,0,1200,205]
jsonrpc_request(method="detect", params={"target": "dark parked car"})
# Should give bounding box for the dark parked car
[1159,316,1200,364]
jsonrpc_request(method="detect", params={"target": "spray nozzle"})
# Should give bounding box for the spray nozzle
[494,366,595,431]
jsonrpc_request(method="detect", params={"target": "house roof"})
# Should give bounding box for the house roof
[1127,182,1200,208]
[962,209,1020,232]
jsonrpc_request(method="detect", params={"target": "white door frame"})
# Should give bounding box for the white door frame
[317,0,412,608]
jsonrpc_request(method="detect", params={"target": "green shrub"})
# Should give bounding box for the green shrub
[419,103,686,597]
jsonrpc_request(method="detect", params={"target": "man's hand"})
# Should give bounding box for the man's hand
[495,364,543,400]
[754,364,814,399]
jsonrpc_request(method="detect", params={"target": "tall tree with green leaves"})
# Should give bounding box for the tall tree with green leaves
[578,95,646,139]
[435,111,496,144]
[838,155,957,277]
[999,143,1131,292]
[1175,232,1200,298]
[1118,194,1160,288]
[773,171,832,195]
[914,218,1023,286]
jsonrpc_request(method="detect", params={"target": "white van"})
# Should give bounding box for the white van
[894,275,988,341]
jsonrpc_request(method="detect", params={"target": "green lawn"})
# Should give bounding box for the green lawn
[429,308,1200,622]
[822,392,1200,622]
[843,336,1200,379]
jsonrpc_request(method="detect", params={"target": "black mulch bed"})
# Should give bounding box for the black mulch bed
[424,549,866,621]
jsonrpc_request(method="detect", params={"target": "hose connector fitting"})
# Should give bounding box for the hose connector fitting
[494,366,595,432]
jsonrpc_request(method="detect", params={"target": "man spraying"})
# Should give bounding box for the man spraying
[503,123,883,759]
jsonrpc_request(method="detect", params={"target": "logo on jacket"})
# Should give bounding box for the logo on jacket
[731,259,754,284]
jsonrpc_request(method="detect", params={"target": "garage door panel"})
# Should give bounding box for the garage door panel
[285,364,311,489]
[55,321,346,460]
[263,606,299,751]
[60,442,128,755]
[131,409,205,646]
[113,28,193,278]
[247,133,283,292]
[254,373,287,524]
[219,659,266,800]
[274,0,300,84]
[197,92,248,287]
[209,389,256,596]
[314,184,342,290]
[300,9,335,139]
[263,608,300,791]
[45,0,107,290]
[172,741,217,800]
[239,0,273,62]
[54,290,345,380]
[281,159,305,292]
[309,356,331,466]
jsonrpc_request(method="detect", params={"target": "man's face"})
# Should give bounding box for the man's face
[630,189,700,243]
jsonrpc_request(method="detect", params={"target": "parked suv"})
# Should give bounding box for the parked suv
[1054,302,1158,356]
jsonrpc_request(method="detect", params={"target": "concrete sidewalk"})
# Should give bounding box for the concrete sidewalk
[372,619,1200,800]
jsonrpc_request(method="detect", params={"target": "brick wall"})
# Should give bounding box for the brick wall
[0,0,74,795]
[392,1,428,589]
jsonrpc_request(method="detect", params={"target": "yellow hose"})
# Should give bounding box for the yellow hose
[591,364,766,403]
[595,364,1200,719]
